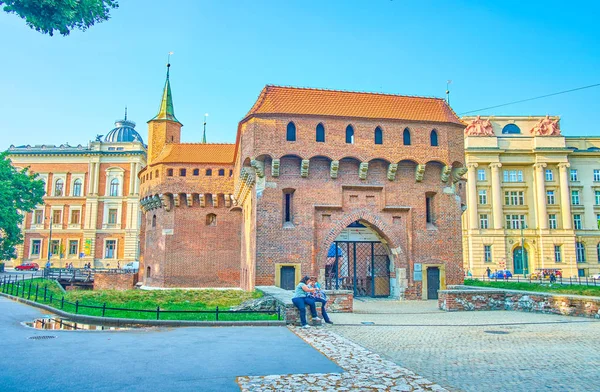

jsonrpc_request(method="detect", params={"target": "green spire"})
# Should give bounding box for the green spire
[151,63,181,124]
[202,113,207,143]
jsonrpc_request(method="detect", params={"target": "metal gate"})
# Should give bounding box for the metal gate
[325,241,391,297]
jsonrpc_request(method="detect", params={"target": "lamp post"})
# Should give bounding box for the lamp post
[46,215,53,264]
[520,221,528,276]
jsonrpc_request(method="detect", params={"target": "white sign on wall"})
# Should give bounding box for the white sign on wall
[335,227,380,242]
[162,229,174,236]
[414,263,423,281]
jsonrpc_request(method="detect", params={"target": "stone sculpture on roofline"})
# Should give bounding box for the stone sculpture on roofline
[530,115,561,136]
[464,115,494,136]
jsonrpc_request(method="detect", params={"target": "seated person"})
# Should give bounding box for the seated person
[292,276,320,328]
[308,277,333,324]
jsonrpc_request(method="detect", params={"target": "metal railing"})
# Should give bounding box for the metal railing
[467,275,599,287]
[0,276,281,321]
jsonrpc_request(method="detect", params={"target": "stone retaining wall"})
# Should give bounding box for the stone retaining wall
[439,285,600,319]
[94,272,138,291]
[257,286,353,325]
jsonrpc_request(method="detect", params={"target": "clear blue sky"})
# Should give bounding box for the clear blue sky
[1,0,599,149]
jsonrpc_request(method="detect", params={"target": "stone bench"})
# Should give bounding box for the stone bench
[257,286,353,326]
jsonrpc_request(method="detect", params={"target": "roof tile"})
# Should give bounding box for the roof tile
[153,143,235,165]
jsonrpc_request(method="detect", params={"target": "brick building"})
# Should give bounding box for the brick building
[7,114,146,268]
[140,66,467,299]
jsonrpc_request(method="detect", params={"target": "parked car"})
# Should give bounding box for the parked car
[15,262,40,271]
[592,273,600,280]
[490,270,512,279]
[123,261,139,272]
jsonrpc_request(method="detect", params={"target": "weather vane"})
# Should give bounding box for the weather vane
[446,80,452,105]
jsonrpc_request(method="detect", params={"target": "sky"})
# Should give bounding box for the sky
[0,0,599,149]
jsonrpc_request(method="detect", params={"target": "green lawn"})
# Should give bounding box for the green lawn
[464,279,600,297]
[1,278,279,321]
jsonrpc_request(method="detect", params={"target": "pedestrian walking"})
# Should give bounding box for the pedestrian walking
[486,267,491,278]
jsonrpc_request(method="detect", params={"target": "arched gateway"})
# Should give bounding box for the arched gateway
[324,221,391,297]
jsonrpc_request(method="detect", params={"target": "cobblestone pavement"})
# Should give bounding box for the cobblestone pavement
[238,326,447,392]
[330,300,600,392]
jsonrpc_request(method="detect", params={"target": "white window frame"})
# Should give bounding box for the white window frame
[548,214,557,229]
[68,239,80,258]
[70,174,85,197]
[484,245,492,262]
[105,167,125,197]
[573,214,582,230]
[554,245,562,262]
[29,238,43,259]
[576,242,586,262]
[595,191,600,206]
[51,206,64,228]
[478,190,487,205]
[52,173,67,197]
[102,202,122,229]
[479,214,489,229]
[571,190,580,205]
[477,169,486,181]
[594,169,600,182]
[103,238,118,259]
[69,206,82,229]
[545,169,553,182]
[49,238,62,259]
[546,190,555,205]
[31,208,45,229]
[570,169,578,182]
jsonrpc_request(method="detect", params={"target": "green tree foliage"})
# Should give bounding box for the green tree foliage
[0,152,45,261]
[0,0,118,36]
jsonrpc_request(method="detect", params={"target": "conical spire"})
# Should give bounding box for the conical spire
[151,62,181,124]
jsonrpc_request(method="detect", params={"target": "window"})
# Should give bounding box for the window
[286,122,296,141]
[545,169,553,182]
[146,266,151,278]
[283,189,295,224]
[50,240,60,257]
[403,128,411,145]
[548,214,557,229]
[155,170,159,178]
[546,190,555,205]
[229,169,233,177]
[52,210,62,224]
[180,168,186,177]
[206,169,212,176]
[31,240,41,256]
[70,210,80,224]
[109,178,119,196]
[597,243,600,262]
[484,245,492,262]
[477,169,486,181]
[218,169,225,176]
[597,214,600,230]
[504,191,525,205]
[573,214,582,230]
[570,169,578,181]
[69,240,78,256]
[503,170,523,182]
[596,191,600,205]
[478,190,487,204]
[149,172,152,180]
[576,242,586,262]
[73,179,82,196]
[193,169,199,176]
[479,214,489,229]
[501,124,521,134]
[505,214,526,229]
[206,213,217,226]
[54,179,64,196]
[345,125,354,144]
[104,240,116,259]
[108,209,118,224]
[594,169,600,182]
[571,190,580,205]
[167,169,173,177]
[374,127,383,145]
[34,210,43,225]
[430,130,438,146]
[152,215,156,228]
[425,195,434,224]
[554,245,562,262]
[316,123,325,142]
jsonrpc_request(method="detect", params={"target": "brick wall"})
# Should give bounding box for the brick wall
[94,272,138,291]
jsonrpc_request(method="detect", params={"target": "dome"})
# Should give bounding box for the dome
[104,118,144,143]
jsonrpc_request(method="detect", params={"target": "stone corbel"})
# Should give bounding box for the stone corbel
[251,159,265,178]
[224,194,231,208]
[199,194,205,208]
[301,159,310,178]
[387,163,398,181]
[415,164,425,182]
[186,194,193,207]
[359,162,369,180]
[452,167,468,183]
[213,194,220,208]
[271,159,280,177]
[441,165,451,183]
[173,194,180,208]
[330,160,339,179]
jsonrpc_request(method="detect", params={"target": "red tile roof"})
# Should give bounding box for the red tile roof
[153,143,235,165]
[243,85,462,124]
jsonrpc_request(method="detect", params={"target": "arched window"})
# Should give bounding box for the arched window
[152,215,156,228]
[54,179,64,196]
[149,172,152,180]
[430,130,438,146]
[72,179,82,197]
[146,266,151,278]
[316,123,325,142]
[345,125,354,144]
[374,127,383,145]
[286,122,296,141]
[206,213,217,226]
[155,170,159,178]
[109,178,119,196]
[502,124,521,134]
[403,128,411,146]
[193,169,199,176]
[206,169,212,176]
[218,169,225,176]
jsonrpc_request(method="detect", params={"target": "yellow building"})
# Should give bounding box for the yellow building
[462,115,600,278]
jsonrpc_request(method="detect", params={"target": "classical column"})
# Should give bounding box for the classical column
[558,163,572,230]
[467,163,479,229]
[534,163,548,230]
[87,162,95,195]
[489,162,503,229]
[128,162,135,196]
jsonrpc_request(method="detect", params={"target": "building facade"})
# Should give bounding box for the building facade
[7,116,147,268]
[462,115,600,278]
[140,67,467,299]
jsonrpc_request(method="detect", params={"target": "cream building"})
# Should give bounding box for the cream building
[462,115,600,278]
[7,114,147,268]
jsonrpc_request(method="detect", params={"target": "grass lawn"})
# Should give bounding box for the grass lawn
[464,279,600,297]
[1,278,279,321]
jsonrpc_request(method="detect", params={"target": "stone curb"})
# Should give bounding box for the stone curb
[0,292,286,327]
[445,285,600,300]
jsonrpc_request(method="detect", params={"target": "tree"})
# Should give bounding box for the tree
[0,152,45,261]
[0,0,118,36]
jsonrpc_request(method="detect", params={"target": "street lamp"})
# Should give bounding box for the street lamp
[520,221,528,276]
[46,215,53,270]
